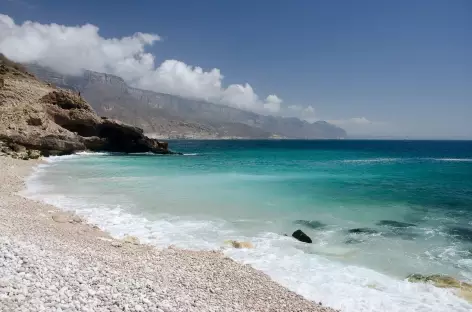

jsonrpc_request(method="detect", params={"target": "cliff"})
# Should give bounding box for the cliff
[26,64,347,139]
[0,54,172,159]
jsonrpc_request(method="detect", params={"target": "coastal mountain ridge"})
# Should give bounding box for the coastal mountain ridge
[26,64,347,139]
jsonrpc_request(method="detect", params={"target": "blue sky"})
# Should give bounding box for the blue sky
[1,0,471,138]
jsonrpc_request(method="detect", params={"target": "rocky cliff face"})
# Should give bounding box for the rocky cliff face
[0,55,172,159]
[26,64,347,139]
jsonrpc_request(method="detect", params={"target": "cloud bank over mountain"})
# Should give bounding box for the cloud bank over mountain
[0,14,283,115]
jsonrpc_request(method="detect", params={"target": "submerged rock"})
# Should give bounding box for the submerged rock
[344,238,364,244]
[448,226,472,242]
[407,274,472,302]
[347,228,378,234]
[375,220,420,240]
[294,220,326,230]
[382,230,418,241]
[377,220,416,228]
[292,229,312,244]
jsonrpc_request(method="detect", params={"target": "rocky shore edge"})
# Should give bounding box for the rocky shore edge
[0,156,337,312]
[0,54,178,159]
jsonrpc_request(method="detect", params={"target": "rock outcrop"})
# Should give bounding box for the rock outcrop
[0,55,174,158]
[292,229,313,244]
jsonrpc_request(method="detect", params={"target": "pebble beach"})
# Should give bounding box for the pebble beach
[0,156,336,312]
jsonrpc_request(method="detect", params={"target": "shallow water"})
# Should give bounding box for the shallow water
[25,140,472,312]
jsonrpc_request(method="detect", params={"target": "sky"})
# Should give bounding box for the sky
[0,0,471,138]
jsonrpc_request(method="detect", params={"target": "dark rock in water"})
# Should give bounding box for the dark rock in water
[348,228,378,234]
[382,230,418,241]
[294,220,326,230]
[440,199,464,209]
[376,220,419,240]
[377,220,416,228]
[292,229,312,244]
[448,227,472,242]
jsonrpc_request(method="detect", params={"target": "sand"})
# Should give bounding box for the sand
[0,156,337,312]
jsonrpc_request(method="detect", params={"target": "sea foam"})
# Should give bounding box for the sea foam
[22,151,472,312]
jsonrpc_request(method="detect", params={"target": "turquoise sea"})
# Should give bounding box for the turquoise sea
[25,140,472,312]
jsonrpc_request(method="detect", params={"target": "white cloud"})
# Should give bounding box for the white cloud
[328,117,389,136]
[303,105,315,114]
[283,104,318,122]
[299,105,317,122]
[0,14,281,113]
[263,95,282,113]
[329,117,372,126]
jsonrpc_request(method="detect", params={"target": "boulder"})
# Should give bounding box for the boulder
[27,149,41,159]
[27,116,43,126]
[111,241,123,248]
[69,215,83,224]
[292,229,312,244]
[225,240,254,249]
[10,143,26,153]
[123,235,140,245]
[51,214,69,223]
[51,212,82,224]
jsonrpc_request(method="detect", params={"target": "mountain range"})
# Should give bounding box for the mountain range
[26,64,347,139]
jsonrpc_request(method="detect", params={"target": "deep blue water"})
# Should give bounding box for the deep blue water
[26,140,472,312]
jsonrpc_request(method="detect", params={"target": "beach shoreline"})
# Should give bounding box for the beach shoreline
[0,156,336,312]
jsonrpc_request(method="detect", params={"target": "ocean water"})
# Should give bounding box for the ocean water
[24,140,472,312]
